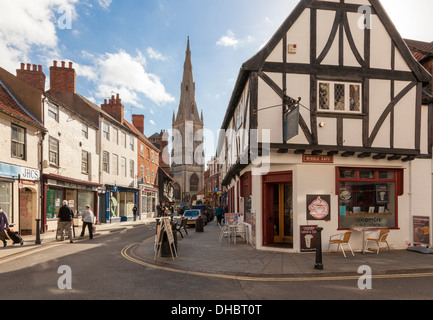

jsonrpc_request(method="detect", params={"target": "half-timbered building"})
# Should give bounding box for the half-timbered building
[218,0,432,252]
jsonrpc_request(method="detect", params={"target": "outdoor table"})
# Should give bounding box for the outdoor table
[351,228,380,254]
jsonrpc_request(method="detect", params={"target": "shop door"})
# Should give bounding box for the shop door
[264,183,293,247]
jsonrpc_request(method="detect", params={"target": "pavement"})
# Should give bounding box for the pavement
[2,217,433,279]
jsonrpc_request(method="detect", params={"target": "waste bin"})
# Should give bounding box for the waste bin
[195,218,204,232]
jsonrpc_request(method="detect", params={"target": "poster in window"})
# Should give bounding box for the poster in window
[376,185,388,204]
[300,225,318,252]
[307,195,331,221]
[413,216,430,245]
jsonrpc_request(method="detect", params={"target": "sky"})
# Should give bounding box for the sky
[0,0,432,163]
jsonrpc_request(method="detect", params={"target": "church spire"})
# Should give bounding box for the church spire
[175,37,201,124]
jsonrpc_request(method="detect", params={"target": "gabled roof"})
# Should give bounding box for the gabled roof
[123,120,160,152]
[0,81,45,130]
[404,39,433,62]
[221,0,432,131]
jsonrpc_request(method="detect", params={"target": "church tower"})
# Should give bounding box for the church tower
[171,37,204,205]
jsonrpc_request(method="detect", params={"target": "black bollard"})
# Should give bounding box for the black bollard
[35,219,41,245]
[314,227,324,270]
[195,217,204,232]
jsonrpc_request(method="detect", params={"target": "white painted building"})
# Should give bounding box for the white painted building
[219,0,432,253]
[0,65,46,236]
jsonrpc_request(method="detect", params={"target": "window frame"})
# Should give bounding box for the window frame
[81,150,89,174]
[48,136,59,166]
[336,167,403,230]
[11,124,26,160]
[318,81,362,114]
[102,151,110,173]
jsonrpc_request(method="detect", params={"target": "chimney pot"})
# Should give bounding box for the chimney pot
[38,65,42,72]
[53,60,58,67]
[32,65,37,71]
[20,63,25,70]
[26,64,31,70]
[61,61,66,68]
[69,62,73,69]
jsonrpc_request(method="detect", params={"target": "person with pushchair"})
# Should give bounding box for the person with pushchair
[0,208,10,247]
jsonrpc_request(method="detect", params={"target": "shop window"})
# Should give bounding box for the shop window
[0,181,12,221]
[337,167,402,229]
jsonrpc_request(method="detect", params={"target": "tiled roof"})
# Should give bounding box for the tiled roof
[0,82,44,129]
[405,39,433,61]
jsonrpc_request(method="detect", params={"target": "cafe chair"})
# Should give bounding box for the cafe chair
[365,229,390,254]
[175,218,188,239]
[234,224,248,244]
[328,231,354,257]
[218,223,230,243]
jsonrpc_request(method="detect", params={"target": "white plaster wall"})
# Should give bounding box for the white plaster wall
[43,99,99,183]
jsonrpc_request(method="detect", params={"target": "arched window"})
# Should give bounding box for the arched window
[190,173,199,192]
[173,183,181,200]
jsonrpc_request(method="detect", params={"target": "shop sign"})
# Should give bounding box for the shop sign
[0,162,39,181]
[413,216,430,245]
[307,195,331,221]
[300,225,318,252]
[302,155,334,163]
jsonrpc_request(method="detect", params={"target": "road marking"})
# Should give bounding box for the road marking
[121,243,433,283]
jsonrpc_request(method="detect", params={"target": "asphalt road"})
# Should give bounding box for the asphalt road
[1,223,432,307]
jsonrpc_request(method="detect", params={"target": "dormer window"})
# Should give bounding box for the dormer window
[318,81,361,113]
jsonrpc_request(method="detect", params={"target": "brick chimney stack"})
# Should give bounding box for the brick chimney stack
[16,63,46,92]
[132,114,145,134]
[101,93,124,123]
[49,60,76,93]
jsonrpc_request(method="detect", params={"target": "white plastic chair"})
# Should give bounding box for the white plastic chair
[218,223,230,243]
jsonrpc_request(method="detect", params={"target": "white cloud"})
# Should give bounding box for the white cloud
[97,0,112,9]
[149,120,156,126]
[216,30,239,48]
[216,30,255,49]
[0,0,78,72]
[147,47,168,61]
[78,49,175,107]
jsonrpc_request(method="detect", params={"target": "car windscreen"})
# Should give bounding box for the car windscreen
[184,210,200,217]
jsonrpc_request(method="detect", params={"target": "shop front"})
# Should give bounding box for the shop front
[242,154,431,253]
[0,162,40,235]
[102,185,138,223]
[140,185,157,219]
[43,174,101,232]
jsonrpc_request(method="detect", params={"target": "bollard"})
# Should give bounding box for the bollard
[314,227,324,270]
[35,218,41,245]
[195,217,204,232]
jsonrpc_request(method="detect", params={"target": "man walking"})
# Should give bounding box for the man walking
[80,205,94,239]
[58,200,74,243]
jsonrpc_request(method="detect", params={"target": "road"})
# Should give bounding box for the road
[0,222,432,306]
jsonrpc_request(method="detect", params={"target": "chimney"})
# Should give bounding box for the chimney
[49,60,76,93]
[16,63,46,92]
[132,114,145,134]
[101,93,124,123]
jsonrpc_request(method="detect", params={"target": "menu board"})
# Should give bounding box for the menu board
[413,216,430,245]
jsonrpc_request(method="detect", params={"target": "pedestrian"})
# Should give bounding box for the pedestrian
[58,200,74,243]
[132,204,138,221]
[215,205,224,225]
[0,208,10,247]
[80,205,95,239]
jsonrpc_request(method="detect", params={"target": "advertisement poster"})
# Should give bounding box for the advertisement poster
[413,216,430,245]
[307,195,331,221]
[300,225,318,252]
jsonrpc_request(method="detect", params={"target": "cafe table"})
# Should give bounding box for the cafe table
[351,228,380,254]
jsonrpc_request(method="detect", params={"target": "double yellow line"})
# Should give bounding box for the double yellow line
[121,243,433,283]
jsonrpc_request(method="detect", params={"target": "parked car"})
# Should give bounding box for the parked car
[191,205,214,222]
[183,209,207,226]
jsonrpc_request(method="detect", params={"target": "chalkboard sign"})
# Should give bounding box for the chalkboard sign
[154,217,177,261]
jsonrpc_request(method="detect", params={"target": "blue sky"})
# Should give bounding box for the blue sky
[0,0,432,162]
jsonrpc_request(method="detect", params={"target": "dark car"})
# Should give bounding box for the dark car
[191,205,214,222]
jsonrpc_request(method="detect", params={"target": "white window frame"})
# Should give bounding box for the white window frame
[318,81,362,113]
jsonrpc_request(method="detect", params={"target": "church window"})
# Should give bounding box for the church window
[190,174,199,192]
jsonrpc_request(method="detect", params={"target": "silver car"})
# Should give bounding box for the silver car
[183,209,207,226]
